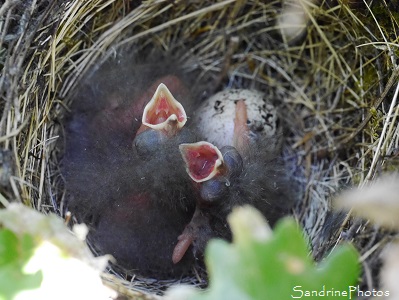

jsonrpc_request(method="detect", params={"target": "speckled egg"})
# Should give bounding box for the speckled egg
[193,89,279,148]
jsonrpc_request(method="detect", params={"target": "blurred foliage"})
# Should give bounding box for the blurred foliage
[0,229,42,300]
[0,204,113,300]
[168,206,360,300]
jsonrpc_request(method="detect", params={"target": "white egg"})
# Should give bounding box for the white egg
[193,89,278,148]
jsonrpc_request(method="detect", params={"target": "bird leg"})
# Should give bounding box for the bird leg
[137,83,187,137]
[172,206,212,264]
[233,100,250,156]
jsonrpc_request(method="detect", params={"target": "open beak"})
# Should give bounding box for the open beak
[179,141,225,183]
[138,83,187,136]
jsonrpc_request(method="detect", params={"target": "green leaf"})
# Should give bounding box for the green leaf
[0,229,42,300]
[0,204,112,299]
[188,205,360,300]
[0,229,19,266]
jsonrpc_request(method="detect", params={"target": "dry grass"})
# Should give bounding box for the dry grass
[1,0,398,298]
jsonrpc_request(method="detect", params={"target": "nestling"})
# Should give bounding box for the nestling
[62,53,295,278]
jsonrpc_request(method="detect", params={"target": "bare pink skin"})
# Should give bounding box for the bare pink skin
[90,75,189,138]
[172,229,194,264]
[233,100,250,155]
[172,206,208,264]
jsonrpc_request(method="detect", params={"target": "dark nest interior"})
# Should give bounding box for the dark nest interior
[1,0,399,298]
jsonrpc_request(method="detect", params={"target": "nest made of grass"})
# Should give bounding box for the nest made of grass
[1,0,399,298]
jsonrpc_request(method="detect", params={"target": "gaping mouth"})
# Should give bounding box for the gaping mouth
[141,83,187,136]
[179,141,224,183]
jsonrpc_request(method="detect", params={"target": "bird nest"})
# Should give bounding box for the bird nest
[1,0,398,298]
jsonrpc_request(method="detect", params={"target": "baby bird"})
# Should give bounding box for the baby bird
[63,55,202,278]
[62,53,295,279]
[175,94,294,264]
